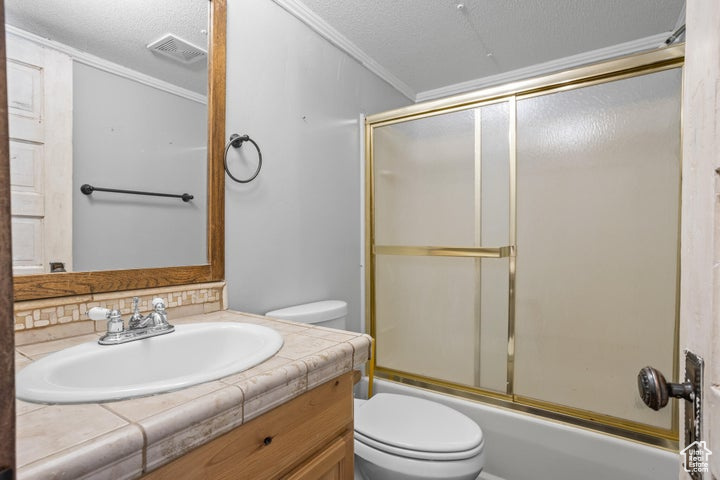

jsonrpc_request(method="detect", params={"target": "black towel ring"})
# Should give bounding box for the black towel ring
[224,134,263,183]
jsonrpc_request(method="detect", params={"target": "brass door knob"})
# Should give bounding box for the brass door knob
[637,366,693,410]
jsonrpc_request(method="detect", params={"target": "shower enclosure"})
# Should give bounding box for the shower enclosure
[365,45,683,447]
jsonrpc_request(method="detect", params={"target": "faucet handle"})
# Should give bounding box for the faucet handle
[152,298,166,310]
[88,307,111,321]
[89,307,124,335]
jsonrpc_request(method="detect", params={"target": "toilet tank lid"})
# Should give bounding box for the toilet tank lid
[265,300,347,324]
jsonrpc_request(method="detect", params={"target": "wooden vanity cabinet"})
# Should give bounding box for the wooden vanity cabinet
[143,371,354,480]
[284,430,354,480]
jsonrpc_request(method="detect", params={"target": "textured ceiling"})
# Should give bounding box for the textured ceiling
[298,0,684,95]
[4,1,684,99]
[4,0,208,94]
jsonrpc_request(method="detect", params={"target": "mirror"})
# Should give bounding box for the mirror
[8,0,226,300]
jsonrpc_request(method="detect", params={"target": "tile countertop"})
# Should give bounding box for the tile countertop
[14,310,372,480]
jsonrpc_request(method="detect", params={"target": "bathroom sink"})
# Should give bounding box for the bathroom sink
[16,322,283,404]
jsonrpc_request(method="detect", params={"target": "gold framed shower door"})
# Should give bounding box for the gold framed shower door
[365,44,684,450]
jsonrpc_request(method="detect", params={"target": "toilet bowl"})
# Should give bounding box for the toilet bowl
[266,301,486,480]
[354,394,484,480]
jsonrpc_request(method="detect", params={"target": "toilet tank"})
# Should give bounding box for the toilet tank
[265,300,348,330]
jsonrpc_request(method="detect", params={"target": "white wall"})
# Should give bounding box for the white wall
[73,62,207,271]
[223,0,409,332]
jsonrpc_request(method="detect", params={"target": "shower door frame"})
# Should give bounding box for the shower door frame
[365,44,684,449]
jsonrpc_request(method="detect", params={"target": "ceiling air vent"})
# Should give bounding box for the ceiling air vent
[147,34,206,64]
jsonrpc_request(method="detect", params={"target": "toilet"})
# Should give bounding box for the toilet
[266,301,486,480]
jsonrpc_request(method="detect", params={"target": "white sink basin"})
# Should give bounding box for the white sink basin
[16,322,283,404]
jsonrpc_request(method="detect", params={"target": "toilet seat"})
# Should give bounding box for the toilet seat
[355,430,484,461]
[354,393,484,461]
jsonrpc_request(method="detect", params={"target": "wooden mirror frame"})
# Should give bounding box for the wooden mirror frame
[13,0,226,301]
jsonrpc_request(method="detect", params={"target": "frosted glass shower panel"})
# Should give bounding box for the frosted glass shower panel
[373,110,476,246]
[479,102,510,247]
[375,255,509,392]
[514,69,681,430]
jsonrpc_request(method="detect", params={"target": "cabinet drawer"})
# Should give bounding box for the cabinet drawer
[143,372,353,480]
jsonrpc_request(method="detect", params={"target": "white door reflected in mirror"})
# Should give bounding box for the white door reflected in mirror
[8,37,73,275]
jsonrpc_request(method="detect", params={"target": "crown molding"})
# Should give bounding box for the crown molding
[6,25,207,105]
[271,0,416,101]
[416,32,672,102]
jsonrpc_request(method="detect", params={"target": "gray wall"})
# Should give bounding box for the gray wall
[73,63,207,271]
[224,0,410,333]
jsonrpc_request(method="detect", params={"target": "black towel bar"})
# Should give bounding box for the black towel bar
[80,184,193,202]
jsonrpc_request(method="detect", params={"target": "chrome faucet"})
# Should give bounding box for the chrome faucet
[90,297,175,345]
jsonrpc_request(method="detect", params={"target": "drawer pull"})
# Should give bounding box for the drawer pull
[263,436,273,446]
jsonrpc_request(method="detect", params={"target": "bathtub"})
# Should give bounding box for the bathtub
[357,378,678,480]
